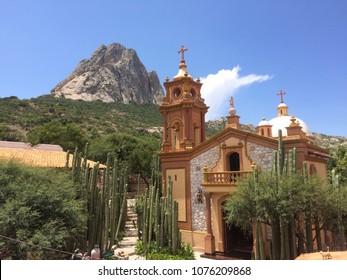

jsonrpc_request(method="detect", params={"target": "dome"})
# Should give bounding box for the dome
[277,102,288,109]
[257,118,270,127]
[269,115,312,137]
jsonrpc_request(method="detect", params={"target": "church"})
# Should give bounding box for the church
[159,46,329,258]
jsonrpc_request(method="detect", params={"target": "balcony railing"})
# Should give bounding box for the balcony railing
[203,171,253,185]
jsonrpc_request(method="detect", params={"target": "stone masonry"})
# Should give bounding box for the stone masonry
[247,142,275,171]
[190,145,220,231]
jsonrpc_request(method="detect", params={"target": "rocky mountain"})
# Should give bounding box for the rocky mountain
[51,43,164,104]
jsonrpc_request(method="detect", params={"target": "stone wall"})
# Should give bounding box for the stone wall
[247,142,275,171]
[190,145,220,231]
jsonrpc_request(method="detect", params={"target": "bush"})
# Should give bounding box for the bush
[0,161,86,259]
[135,240,195,260]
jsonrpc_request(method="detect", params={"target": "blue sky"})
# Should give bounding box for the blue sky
[1,0,346,136]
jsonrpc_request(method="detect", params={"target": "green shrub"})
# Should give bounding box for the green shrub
[135,240,195,260]
[0,161,86,259]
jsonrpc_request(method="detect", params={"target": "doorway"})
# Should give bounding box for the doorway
[222,205,253,259]
[229,152,240,171]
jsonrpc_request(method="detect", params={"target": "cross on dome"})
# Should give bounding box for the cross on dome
[277,90,286,103]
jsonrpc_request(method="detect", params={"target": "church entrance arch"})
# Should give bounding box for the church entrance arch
[228,152,240,171]
[222,201,253,259]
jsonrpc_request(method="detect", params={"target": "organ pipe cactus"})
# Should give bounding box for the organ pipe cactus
[68,145,128,257]
[270,130,299,259]
[332,169,346,250]
[302,161,314,253]
[253,165,265,260]
[135,177,181,257]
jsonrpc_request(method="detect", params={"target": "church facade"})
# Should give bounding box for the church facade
[159,47,329,258]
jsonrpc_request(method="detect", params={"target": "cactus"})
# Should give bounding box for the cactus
[253,165,265,260]
[302,161,313,253]
[269,130,299,259]
[134,176,181,257]
[332,169,346,250]
[67,145,129,257]
[65,150,70,170]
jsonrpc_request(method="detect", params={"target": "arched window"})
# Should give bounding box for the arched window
[173,87,181,99]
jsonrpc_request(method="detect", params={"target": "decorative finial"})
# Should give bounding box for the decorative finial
[228,96,236,116]
[165,76,169,82]
[197,77,200,83]
[290,115,297,126]
[178,45,188,61]
[277,90,286,103]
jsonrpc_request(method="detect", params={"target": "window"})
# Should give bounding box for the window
[173,87,181,98]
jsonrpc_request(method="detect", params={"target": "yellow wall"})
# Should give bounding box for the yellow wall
[166,168,187,222]
[305,160,327,178]
[181,230,205,251]
[181,230,206,252]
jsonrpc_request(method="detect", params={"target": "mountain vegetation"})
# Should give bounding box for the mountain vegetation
[0,94,346,181]
[0,94,162,143]
[1,95,346,259]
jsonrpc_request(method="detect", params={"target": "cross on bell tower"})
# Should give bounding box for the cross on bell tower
[178,45,188,61]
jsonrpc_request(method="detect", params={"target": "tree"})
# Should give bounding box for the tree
[26,119,87,151]
[88,133,159,184]
[328,145,347,183]
[0,161,86,259]
[223,168,347,259]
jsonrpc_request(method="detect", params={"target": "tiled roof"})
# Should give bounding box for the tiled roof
[0,147,104,168]
[0,141,33,149]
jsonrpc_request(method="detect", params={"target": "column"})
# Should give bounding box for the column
[201,112,206,142]
[163,111,167,143]
[204,192,215,255]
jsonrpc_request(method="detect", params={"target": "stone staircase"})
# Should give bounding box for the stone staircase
[118,199,138,247]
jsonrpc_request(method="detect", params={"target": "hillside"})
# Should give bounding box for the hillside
[0,95,346,150]
[205,117,347,150]
[0,95,163,142]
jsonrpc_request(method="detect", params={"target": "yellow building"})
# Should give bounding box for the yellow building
[159,47,329,259]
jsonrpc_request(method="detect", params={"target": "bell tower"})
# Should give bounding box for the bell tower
[160,46,209,152]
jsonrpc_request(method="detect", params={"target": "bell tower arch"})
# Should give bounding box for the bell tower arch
[160,46,209,152]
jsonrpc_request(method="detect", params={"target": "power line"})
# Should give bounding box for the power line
[0,234,74,256]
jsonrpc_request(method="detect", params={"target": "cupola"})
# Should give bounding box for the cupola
[257,118,273,137]
[269,90,312,137]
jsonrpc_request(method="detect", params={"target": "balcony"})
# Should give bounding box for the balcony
[203,170,253,186]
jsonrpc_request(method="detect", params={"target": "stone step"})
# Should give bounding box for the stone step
[124,232,137,237]
[124,199,138,238]
[125,225,136,230]
[126,219,136,224]
[119,240,137,247]
[127,213,137,218]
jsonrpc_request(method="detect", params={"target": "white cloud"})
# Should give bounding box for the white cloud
[200,66,271,120]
